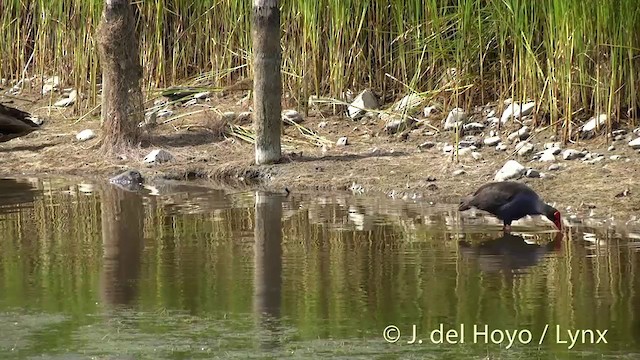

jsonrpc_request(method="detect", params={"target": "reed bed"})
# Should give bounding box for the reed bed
[1,0,639,133]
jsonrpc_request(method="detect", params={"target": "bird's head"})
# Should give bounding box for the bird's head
[543,204,562,231]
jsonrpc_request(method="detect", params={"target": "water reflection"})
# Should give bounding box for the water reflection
[459,232,563,273]
[0,178,639,359]
[253,191,284,350]
[100,184,144,307]
[0,178,38,214]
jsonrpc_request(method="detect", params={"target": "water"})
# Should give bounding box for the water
[0,177,639,359]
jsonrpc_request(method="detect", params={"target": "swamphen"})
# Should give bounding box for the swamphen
[459,181,562,232]
[0,103,44,143]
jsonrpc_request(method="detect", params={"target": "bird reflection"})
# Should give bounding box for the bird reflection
[0,178,38,214]
[458,232,563,273]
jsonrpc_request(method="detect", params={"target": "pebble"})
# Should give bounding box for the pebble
[607,145,615,151]
[336,137,349,146]
[418,141,436,150]
[507,126,530,142]
[494,160,525,181]
[539,152,556,162]
[76,129,96,142]
[562,149,586,160]
[143,149,173,164]
[548,164,561,171]
[629,137,640,149]
[471,151,483,160]
[496,143,508,151]
[515,141,534,156]
[443,108,467,130]
[484,136,501,146]
[453,169,466,176]
[525,169,541,178]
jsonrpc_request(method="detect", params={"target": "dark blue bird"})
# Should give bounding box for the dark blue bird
[458,181,562,233]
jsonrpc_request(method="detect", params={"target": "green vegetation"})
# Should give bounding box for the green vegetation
[1,1,639,134]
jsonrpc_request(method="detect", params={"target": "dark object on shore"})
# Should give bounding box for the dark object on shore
[459,181,562,232]
[109,170,145,191]
[0,102,44,143]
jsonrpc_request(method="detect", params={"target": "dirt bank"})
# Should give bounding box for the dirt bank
[0,91,638,223]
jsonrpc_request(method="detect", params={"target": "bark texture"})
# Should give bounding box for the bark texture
[97,0,143,154]
[252,0,282,164]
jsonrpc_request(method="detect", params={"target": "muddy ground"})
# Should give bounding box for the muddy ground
[0,89,638,223]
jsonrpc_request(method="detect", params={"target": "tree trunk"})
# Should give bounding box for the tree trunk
[252,0,282,165]
[100,185,144,307]
[97,0,143,154]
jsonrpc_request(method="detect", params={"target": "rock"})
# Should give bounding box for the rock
[610,155,621,160]
[539,152,556,162]
[612,129,627,137]
[423,106,438,117]
[544,142,560,150]
[393,93,423,112]
[54,89,77,107]
[418,141,436,150]
[457,147,472,156]
[562,149,586,160]
[515,141,534,156]
[42,76,60,95]
[507,126,530,142]
[336,137,348,146]
[318,121,328,128]
[525,169,541,178]
[471,151,483,160]
[282,109,303,125]
[459,137,480,148]
[500,102,535,124]
[193,91,210,100]
[581,113,607,133]
[496,143,507,151]
[486,109,496,118]
[584,156,605,164]
[347,89,378,119]
[484,136,501,146]
[544,146,562,155]
[443,108,467,130]
[182,99,198,107]
[143,149,174,164]
[109,170,144,191]
[494,160,525,181]
[452,169,466,176]
[548,164,561,171]
[463,122,485,132]
[442,144,454,153]
[607,145,615,151]
[629,137,640,149]
[385,116,416,134]
[76,129,96,142]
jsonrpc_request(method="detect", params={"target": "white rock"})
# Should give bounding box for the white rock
[525,169,541,178]
[496,143,507,151]
[423,106,438,117]
[610,155,621,160]
[507,126,530,142]
[516,141,534,156]
[443,108,466,130]
[75,129,96,142]
[143,149,174,164]
[539,152,556,162]
[500,102,535,124]
[452,169,466,176]
[544,142,560,150]
[54,89,77,107]
[607,145,615,151]
[471,151,483,160]
[318,121,328,128]
[282,109,303,124]
[457,148,472,156]
[495,160,525,181]
[486,109,496,118]
[582,114,607,132]
[629,137,640,149]
[442,144,454,153]
[393,93,423,112]
[336,137,348,146]
[193,91,210,100]
[562,149,586,160]
[347,89,378,119]
[156,108,173,118]
[548,164,561,171]
[484,136,501,146]
[463,122,485,132]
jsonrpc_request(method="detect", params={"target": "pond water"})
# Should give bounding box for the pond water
[0,177,639,359]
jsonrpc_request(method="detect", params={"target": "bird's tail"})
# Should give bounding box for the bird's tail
[458,196,473,211]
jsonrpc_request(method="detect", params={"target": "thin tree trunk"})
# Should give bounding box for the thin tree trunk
[252,0,282,165]
[97,0,143,154]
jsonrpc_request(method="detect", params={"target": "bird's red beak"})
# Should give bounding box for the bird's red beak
[553,211,562,230]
